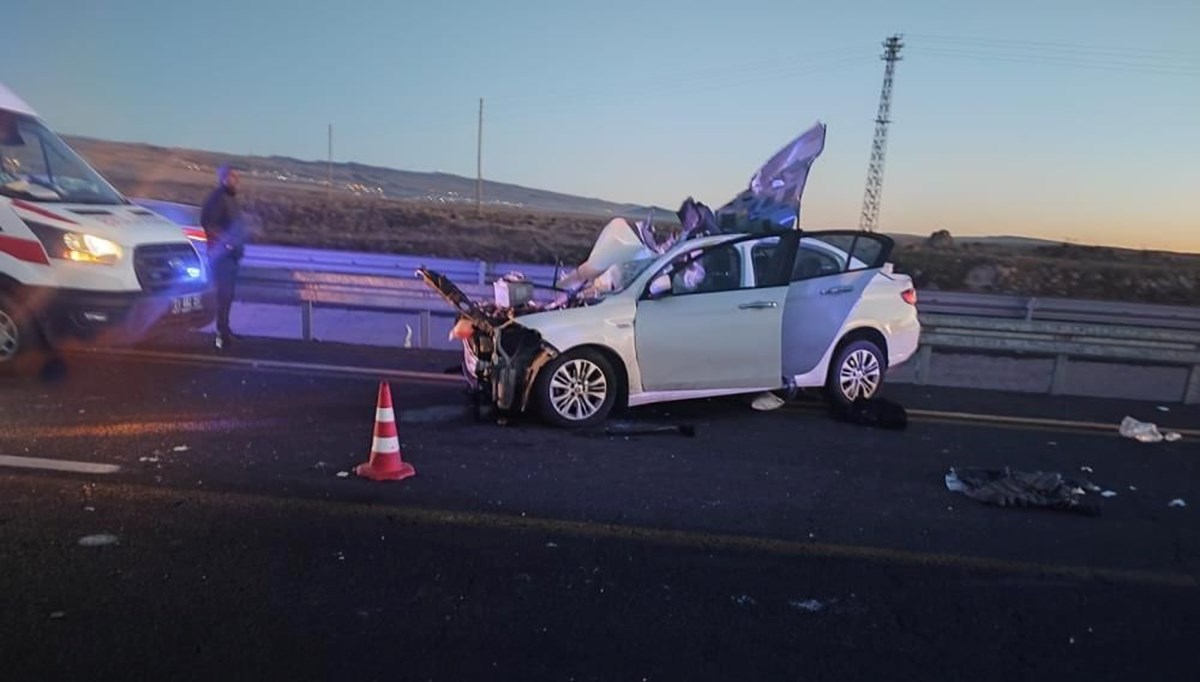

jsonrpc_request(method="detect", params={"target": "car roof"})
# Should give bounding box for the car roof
[0,83,38,118]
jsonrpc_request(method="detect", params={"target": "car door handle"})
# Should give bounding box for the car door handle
[738,301,778,310]
[820,286,853,295]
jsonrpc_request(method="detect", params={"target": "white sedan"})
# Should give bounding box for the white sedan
[420,224,920,427]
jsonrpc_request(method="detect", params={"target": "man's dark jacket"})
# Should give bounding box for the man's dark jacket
[200,186,247,259]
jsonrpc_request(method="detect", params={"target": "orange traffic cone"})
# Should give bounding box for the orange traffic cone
[355,381,416,481]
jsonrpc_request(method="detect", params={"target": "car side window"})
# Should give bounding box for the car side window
[658,243,743,296]
[792,233,892,281]
[791,240,845,281]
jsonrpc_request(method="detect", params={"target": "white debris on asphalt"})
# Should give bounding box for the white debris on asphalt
[139,456,160,463]
[732,595,757,606]
[1168,499,1188,508]
[1129,486,1138,491]
[1118,416,1181,444]
[790,599,824,613]
[1157,406,1171,412]
[336,471,350,478]
[49,611,65,620]
[1101,491,1118,498]
[77,534,119,547]
[1080,466,1094,473]
[1164,432,1183,442]
[751,392,785,411]
[172,445,190,452]
[545,542,558,548]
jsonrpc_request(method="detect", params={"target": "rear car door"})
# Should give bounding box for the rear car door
[781,231,893,378]
[634,234,797,392]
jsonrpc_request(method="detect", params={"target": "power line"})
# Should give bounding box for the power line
[486,44,875,108]
[907,33,1199,61]
[908,46,1200,77]
[487,54,879,123]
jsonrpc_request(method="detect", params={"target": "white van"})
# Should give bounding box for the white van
[0,83,214,371]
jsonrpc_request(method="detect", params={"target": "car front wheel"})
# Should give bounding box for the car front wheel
[826,338,885,408]
[0,293,39,376]
[535,349,618,428]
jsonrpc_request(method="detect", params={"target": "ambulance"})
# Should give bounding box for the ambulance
[0,83,214,371]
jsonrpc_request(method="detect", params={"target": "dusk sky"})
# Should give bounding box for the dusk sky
[6,0,1197,251]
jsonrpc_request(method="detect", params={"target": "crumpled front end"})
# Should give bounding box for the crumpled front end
[417,267,558,417]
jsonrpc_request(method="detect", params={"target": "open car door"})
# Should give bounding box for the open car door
[780,231,895,378]
[634,234,797,392]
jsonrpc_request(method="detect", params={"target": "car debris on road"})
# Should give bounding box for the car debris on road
[601,421,696,438]
[944,467,1102,515]
[1118,416,1182,443]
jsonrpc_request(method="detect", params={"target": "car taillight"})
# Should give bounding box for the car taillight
[901,288,917,305]
[183,227,207,242]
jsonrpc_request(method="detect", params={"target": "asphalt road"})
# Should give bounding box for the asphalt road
[1,335,1198,681]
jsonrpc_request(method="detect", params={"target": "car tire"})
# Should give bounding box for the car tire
[534,348,618,428]
[825,338,886,408]
[0,293,40,376]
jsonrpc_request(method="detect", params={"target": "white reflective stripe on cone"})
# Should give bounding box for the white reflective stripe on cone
[376,407,395,422]
[372,436,400,453]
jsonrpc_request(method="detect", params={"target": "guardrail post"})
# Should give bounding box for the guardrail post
[301,301,314,341]
[1025,297,1038,321]
[419,310,432,349]
[1050,353,1069,394]
[477,260,487,285]
[914,345,932,385]
[1185,365,1200,405]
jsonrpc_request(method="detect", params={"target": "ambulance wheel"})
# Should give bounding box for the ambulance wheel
[0,293,40,375]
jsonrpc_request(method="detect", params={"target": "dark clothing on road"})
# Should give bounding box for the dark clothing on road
[200,186,246,339]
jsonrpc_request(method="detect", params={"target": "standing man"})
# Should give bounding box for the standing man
[200,164,247,349]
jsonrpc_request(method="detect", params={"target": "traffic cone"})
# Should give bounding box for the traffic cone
[355,381,416,481]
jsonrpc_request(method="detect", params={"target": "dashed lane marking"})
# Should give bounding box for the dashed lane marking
[0,455,120,475]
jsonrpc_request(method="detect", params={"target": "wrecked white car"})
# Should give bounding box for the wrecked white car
[417,123,921,427]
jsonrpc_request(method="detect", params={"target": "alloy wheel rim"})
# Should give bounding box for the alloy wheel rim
[839,348,881,401]
[0,310,19,361]
[549,359,608,421]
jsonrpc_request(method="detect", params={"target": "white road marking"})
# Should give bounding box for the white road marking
[71,346,460,384]
[0,455,120,474]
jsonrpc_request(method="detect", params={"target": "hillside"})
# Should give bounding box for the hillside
[70,137,1200,305]
[65,136,674,219]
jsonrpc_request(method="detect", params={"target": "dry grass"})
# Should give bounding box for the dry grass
[75,140,1200,305]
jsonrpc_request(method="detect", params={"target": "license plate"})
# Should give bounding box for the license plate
[170,294,203,315]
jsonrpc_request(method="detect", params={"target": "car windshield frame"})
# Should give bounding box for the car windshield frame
[605,256,661,295]
[0,111,125,205]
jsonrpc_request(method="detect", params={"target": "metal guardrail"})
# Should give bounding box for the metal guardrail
[135,200,1200,402]
[229,247,1200,403]
[916,313,1200,403]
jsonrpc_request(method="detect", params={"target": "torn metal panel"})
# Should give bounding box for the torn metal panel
[717,121,827,230]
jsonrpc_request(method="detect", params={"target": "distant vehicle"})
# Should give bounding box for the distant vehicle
[0,83,214,371]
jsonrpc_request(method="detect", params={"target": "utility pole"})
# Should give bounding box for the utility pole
[476,97,484,217]
[859,34,903,233]
[327,123,333,202]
